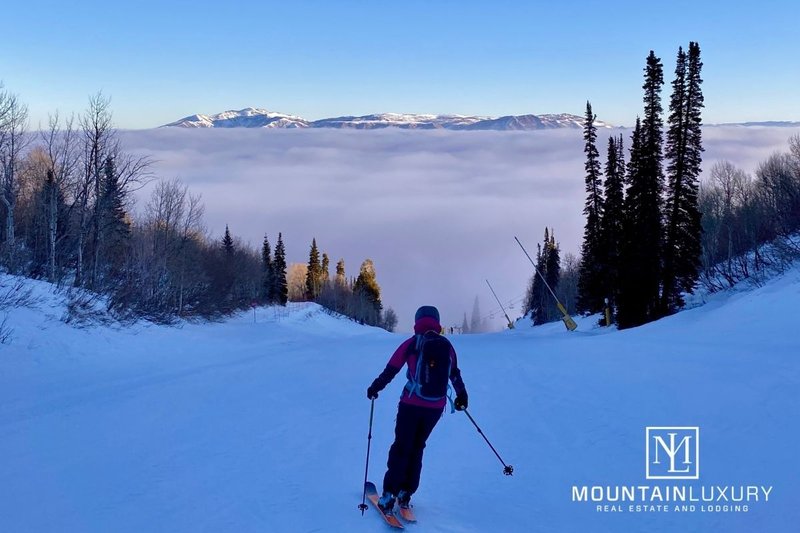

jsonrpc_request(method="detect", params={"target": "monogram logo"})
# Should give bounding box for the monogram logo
[646,427,699,480]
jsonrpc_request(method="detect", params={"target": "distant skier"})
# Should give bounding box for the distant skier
[366,305,468,515]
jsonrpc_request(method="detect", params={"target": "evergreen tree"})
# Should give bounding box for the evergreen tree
[353,259,382,325]
[640,50,666,316]
[305,238,322,300]
[523,233,550,326]
[222,225,234,257]
[641,51,666,188]
[599,135,626,314]
[536,230,550,325]
[99,156,130,282]
[617,52,665,329]
[261,234,272,303]
[544,231,561,322]
[321,253,330,286]
[662,42,704,313]
[470,296,482,333]
[618,121,644,328]
[524,228,562,325]
[272,232,288,305]
[336,259,346,283]
[577,102,606,313]
[627,118,643,186]
[215,224,236,307]
[461,312,470,334]
[616,133,626,184]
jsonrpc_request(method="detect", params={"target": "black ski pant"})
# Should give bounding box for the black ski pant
[383,402,442,496]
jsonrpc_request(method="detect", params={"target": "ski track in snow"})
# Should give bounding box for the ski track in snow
[0,272,798,532]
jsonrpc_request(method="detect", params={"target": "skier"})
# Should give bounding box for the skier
[366,305,468,515]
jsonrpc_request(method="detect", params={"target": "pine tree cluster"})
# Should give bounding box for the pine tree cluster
[577,43,705,328]
[523,228,562,325]
[301,238,396,331]
[260,232,289,306]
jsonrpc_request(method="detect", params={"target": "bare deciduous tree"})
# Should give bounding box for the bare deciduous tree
[76,93,151,288]
[756,153,800,239]
[41,112,80,280]
[287,263,308,301]
[141,178,205,314]
[0,88,30,268]
[75,93,114,286]
[699,145,800,291]
[555,252,580,315]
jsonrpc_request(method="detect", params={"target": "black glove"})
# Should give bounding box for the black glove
[367,364,400,401]
[454,394,468,411]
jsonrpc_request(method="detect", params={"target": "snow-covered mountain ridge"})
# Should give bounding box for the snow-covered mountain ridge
[164,108,799,130]
[162,107,614,130]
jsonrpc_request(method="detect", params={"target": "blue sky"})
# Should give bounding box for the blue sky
[3,0,798,128]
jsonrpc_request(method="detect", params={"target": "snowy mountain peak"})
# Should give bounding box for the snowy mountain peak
[162,109,614,130]
[164,108,309,129]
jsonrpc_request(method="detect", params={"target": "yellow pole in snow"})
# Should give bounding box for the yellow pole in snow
[514,236,578,332]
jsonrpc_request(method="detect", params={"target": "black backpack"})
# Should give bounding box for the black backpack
[404,330,452,401]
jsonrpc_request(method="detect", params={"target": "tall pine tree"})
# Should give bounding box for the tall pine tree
[335,259,346,286]
[305,238,322,300]
[261,234,273,303]
[599,135,626,314]
[218,225,236,307]
[470,296,482,333]
[617,52,666,329]
[577,101,606,313]
[353,259,382,325]
[544,231,561,322]
[530,241,548,325]
[524,228,555,326]
[99,156,130,282]
[222,225,234,257]
[272,232,288,305]
[321,253,330,286]
[662,42,704,313]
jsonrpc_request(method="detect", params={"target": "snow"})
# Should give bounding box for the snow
[0,266,798,532]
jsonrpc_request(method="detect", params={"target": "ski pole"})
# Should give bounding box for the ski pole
[358,399,376,514]
[462,408,514,475]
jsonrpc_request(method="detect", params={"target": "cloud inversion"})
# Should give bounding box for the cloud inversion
[120,126,800,331]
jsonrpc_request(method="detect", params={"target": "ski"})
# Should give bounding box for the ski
[364,481,404,529]
[398,506,417,523]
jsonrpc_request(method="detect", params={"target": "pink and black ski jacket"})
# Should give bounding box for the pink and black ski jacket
[369,315,468,410]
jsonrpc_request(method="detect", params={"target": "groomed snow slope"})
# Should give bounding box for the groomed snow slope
[0,269,798,532]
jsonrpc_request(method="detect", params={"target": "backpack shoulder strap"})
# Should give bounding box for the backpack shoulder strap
[405,334,421,355]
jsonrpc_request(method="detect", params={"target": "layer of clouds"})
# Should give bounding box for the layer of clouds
[119,126,800,331]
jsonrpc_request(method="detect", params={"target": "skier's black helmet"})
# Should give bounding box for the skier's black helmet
[414,305,440,322]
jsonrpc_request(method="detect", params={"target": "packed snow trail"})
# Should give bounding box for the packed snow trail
[0,271,798,532]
